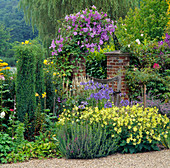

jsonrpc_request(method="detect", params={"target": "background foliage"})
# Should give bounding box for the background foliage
[19,0,140,47]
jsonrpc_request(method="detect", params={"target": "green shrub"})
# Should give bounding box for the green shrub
[15,40,36,139]
[57,122,120,159]
[86,44,115,79]
[6,131,61,163]
[14,40,45,139]
[59,105,170,153]
[116,0,169,50]
[0,132,14,163]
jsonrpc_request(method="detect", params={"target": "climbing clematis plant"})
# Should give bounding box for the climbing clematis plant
[47,6,116,77]
[50,6,116,55]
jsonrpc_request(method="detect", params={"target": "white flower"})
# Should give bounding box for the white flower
[128,44,131,48]
[135,39,141,45]
[0,111,5,118]
[141,34,144,37]
[125,28,127,31]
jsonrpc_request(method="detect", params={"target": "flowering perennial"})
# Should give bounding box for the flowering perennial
[80,80,114,109]
[59,105,169,146]
[49,6,116,56]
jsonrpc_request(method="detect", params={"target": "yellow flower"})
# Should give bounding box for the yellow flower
[21,42,24,45]
[51,61,54,64]
[164,134,168,139]
[146,131,149,135]
[35,93,39,97]
[63,73,66,76]
[2,62,8,66]
[55,89,57,93]
[42,92,46,98]
[0,59,3,62]
[114,127,118,131]
[43,59,48,65]
[53,72,56,76]
[5,67,10,70]
[25,40,29,44]
[126,138,130,143]
[133,127,137,132]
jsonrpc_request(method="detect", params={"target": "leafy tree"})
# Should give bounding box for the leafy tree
[19,0,140,47]
[0,23,11,58]
[0,0,38,43]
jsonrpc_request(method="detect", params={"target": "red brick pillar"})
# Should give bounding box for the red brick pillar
[70,55,86,78]
[105,51,130,97]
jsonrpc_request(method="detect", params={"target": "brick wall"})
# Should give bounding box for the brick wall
[105,51,130,97]
[71,51,130,97]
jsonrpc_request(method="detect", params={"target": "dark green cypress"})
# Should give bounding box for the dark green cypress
[15,41,36,123]
[34,40,45,110]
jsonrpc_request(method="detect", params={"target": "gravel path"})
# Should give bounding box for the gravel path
[1,149,170,168]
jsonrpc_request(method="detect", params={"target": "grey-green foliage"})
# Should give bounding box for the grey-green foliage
[19,0,140,47]
[57,122,120,159]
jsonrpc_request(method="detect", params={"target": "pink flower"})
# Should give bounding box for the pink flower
[153,63,160,69]
[10,109,14,112]
[0,75,5,80]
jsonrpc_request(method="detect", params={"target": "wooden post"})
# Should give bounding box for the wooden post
[143,84,146,110]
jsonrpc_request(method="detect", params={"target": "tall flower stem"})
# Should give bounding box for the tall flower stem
[143,84,146,110]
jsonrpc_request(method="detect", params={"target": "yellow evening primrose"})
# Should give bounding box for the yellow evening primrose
[126,138,130,143]
[146,131,149,135]
[133,127,137,132]
[21,42,24,45]
[25,40,29,44]
[114,127,118,131]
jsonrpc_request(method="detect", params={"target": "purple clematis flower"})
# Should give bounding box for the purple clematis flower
[49,39,56,49]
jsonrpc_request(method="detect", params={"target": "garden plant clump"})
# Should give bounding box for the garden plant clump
[58,104,169,155]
